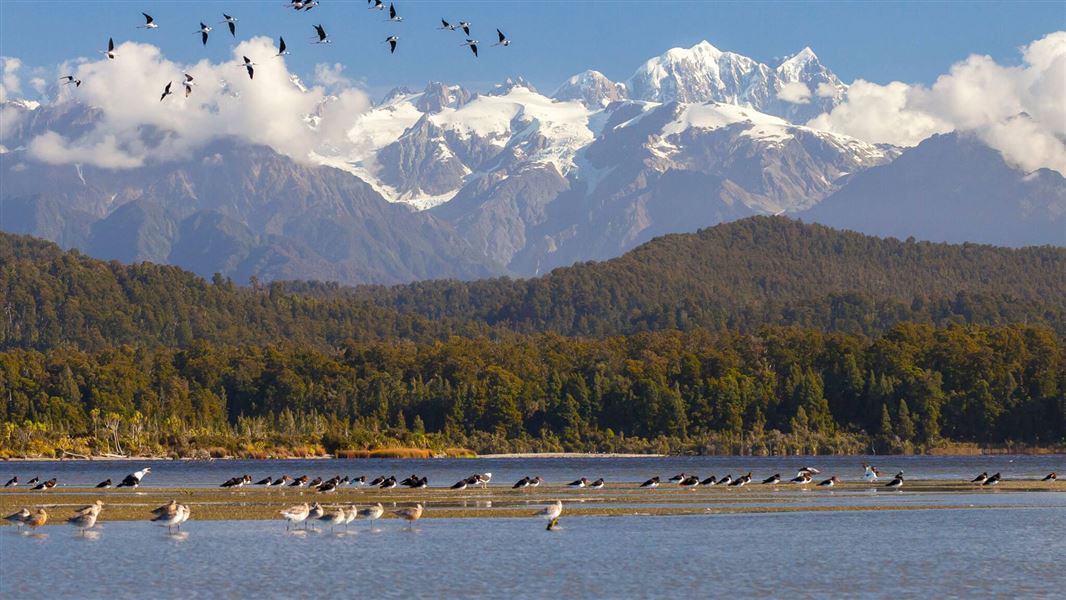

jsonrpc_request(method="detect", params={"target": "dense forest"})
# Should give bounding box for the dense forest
[1,217,1064,457]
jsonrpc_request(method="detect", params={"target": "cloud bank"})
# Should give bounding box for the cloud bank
[808,32,1066,175]
[10,38,371,169]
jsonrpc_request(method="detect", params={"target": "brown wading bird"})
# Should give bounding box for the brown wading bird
[535,500,563,531]
[393,503,423,529]
[25,509,49,530]
[280,502,310,530]
[68,503,103,535]
[4,508,31,530]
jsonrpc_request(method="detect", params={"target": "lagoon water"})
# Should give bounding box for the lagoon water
[2,456,1065,598]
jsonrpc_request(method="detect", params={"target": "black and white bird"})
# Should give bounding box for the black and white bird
[587,478,605,489]
[27,476,40,486]
[160,81,173,102]
[410,476,428,489]
[1042,472,1057,481]
[350,475,366,486]
[221,14,237,37]
[528,476,542,488]
[117,467,151,488]
[103,37,116,59]
[33,477,57,490]
[254,476,273,486]
[640,476,660,488]
[762,474,781,485]
[196,23,211,46]
[494,29,510,47]
[798,466,821,476]
[474,473,492,488]
[289,475,309,487]
[318,479,338,493]
[370,0,385,10]
[183,73,195,97]
[982,472,1001,486]
[368,475,387,487]
[730,472,752,487]
[459,21,472,35]
[313,24,330,44]
[718,474,733,486]
[884,472,904,489]
[271,475,292,486]
[668,473,686,483]
[386,36,398,54]
[700,475,718,486]
[241,56,255,80]
[462,39,479,57]
[379,476,398,489]
[971,472,989,484]
[679,475,700,487]
[568,477,589,488]
[60,75,82,87]
[513,476,531,489]
[790,473,812,484]
[95,478,112,489]
[818,476,839,487]
[276,37,289,57]
[450,478,469,490]
[3,476,17,487]
[138,13,158,30]
[439,19,457,31]
[386,3,403,22]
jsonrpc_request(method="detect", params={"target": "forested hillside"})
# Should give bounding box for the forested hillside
[1,217,1063,456]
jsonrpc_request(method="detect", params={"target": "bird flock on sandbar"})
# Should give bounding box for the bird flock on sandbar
[59,2,512,104]
[2,465,1059,537]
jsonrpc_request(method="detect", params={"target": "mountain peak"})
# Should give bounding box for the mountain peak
[779,46,818,67]
[552,70,627,107]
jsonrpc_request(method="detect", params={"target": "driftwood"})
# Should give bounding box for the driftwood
[59,449,91,460]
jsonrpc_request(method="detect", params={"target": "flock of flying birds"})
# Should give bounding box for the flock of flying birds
[3,466,1058,535]
[58,1,512,102]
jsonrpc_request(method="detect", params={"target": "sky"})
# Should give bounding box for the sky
[1,0,1064,97]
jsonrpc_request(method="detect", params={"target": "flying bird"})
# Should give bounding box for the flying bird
[60,75,82,87]
[439,19,457,31]
[221,14,237,37]
[459,21,471,35]
[370,0,385,10]
[276,36,289,57]
[183,73,194,97]
[494,29,510,47]
[160,81,173,101]
[386,36,398,54]
[139,13,158,30]
[313,24,330,44]
[462,39,479,57]
[196,23,211,46]
[241,56,255,80]
[103,37,116,59]
[386,3,403,22]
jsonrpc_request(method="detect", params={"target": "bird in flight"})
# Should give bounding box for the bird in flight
[276,36,289,57]
[370,0,385,10]
[313,24,330,44]
[439,19,457,31]
[60,75,81,87]
[241,56,256,80]
[196,23,211,46]
[462,39,479,57]
[459,21,472,35]
[494,29,510,47]
[159,82,173,102]
[386,3,403,22]
[386,35,399,54]
[183,74,195,97]
[221,14,237,37]
[103,37,116,59]
[138,13,158,30]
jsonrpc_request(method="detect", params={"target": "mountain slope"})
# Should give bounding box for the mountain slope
[803,132,1066,247]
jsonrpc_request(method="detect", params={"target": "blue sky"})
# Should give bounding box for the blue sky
[1,0,1063,97]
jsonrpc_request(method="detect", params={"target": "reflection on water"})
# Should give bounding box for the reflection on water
[3,503,1064,599]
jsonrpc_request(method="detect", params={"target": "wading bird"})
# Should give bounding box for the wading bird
[818,476,839,487]
[700,475,718,486]
[762,474,781,485]
[3,476,17,487]
[885,472,904,489]
[280,503,310,530]
[361,503,384,529]
[393,503,423,529]
[971,472,989,484]
[95,478,112,488]
[117,467,151,488]
[982,472,1001,486]
[3,508,30,530]
[535,500,562,531]
[25,509,48,530]
[640,476,660,488]
[1042,472,1057,481]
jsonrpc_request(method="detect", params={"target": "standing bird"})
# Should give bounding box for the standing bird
[700,475,718,486]
[276,36,289,57]
[884,472,904,489]
[668,473,686,483]
[535,500,563,531]
[459,21,472,35]
[439,19,457,31]
[313,24,330,44]
[730,473,753,487]
[160,81,173,102]
[386,3,403,22]
[280,503,310,530]
[818,476,839,487]
[1041,472,1057,481]
[95,478,112,489]
[307,502,324,527]
[493,29,510,47]
[679,475,700,488]
[718,474,733,486]
[4,476,18,487]
[221,14,237,37]
[318,507,346,533]
[528,476,543,488]
[74,501,104,517]
[196,23,211,46]
[798,466,821,476]
[862,463,881,482]
[118,467,151,488]
[254,476,273,486]
[3,508,30,530]
[385,36,398,54]
[513,476,531,489]
[762,474,781,485]
[568,477,588,488]
[24,509,48,530]
[982,472,1001,486]
[473,473,492,488]
[361,503,384,530]
[587,478,605,490]
[271,475,292,487]
[640,476,660,488]
[68,506,101,535]
[241,56,255,80]
[152,504,185,533]
[450,478,469,490]
[138,13,157,30]
[393,503,423,529]
[462,39,479,57]
[971,472,989,484]
[790,473,812,485]
[27,476,39,486]
[103,37,116,60]
[33,478,57,491]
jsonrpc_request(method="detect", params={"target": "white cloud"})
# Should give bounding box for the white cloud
[777,81,811,104]
[0,57,22,102]
[15,39,372,169]
[808,31,1066,175]
[815,82,839,98]
[313,63,350,91]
